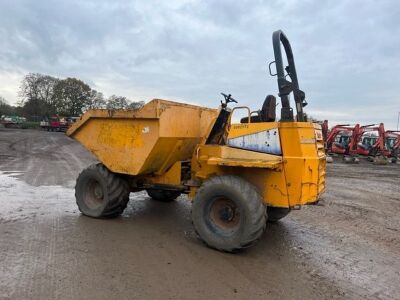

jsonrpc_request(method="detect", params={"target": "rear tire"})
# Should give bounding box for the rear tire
[192,175,266,252]
[267,207,290,222]
[75,163,130,218]
[146,189,181,202]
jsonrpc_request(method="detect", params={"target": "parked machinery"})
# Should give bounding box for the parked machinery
[0,115,27,128]
[357,133,378,156]
[324,123,377,163]
[356,123,398,163]
[325,124,357,161]
[385,131,400,161]
[356,123,383,157]
[323,121,399,164]
[40,116,78,132]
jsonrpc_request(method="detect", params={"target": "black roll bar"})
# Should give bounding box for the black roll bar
[272,30,306,122]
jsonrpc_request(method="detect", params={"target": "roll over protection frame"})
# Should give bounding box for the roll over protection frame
[272,30,307,122]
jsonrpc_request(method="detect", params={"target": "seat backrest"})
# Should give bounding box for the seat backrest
[240,95,277,124]
[260,95,276,122]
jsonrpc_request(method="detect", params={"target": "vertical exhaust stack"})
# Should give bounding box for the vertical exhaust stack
[271,30,307,122]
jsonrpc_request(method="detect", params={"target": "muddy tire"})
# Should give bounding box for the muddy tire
[267,207,290,222]
[192,175,266,252]
[146,189,181,202]
[75,163,130,218]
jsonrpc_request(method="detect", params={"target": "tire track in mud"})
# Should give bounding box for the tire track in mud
[0,130,95,298]
[290,163,400,299]
[2,132,53,183]
[0,224,21,298]
[0,170,77,299]
[0,129,96,187]
[14,217,41,298]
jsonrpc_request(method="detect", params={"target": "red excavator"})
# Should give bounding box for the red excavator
[347,123,378,156]
[357,133,378,155]
[325,123,378,162]
[356,123,399,163]
[325,124,354,154]
[356,123,383,157]
[384,130,400,161]
[346,123,377,162]
[323,121,399,163]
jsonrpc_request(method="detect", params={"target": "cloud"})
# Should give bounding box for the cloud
[0,0,399,127]
[0,71,24,104]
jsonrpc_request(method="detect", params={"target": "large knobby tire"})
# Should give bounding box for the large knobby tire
[146,189,181,202]
[75,163,130,218]
[192,175,266,252]
[267,207,290,222]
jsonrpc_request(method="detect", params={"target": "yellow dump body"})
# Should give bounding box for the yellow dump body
[67,99,218,175]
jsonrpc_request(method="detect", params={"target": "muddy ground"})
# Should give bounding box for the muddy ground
[0,128,399,300]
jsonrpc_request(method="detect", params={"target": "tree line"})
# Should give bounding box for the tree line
[0,73,144,120]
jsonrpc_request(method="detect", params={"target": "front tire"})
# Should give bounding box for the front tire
[75,163,130,218]
[192,175,266,252]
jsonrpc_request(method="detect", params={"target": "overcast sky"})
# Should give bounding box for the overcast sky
[0,0,399,128]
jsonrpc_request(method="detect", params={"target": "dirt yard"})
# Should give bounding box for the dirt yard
[0,128,399,299]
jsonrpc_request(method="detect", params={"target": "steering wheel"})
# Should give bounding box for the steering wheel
[221,93,238,104]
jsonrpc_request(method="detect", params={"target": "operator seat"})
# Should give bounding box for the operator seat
[240,95,276,123]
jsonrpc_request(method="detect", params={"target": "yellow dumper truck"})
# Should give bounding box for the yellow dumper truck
[67,30,326,252]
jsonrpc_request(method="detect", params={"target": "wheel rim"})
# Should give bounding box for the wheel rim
[85,179,105,209]
[208,197,240,233]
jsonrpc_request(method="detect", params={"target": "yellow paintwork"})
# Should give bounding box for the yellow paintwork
[194,145,282,174]
[67,99,218,175]
[190,122,326,208]
[146,161,182,186]
[68,99,325,209]
[189,144,288,205]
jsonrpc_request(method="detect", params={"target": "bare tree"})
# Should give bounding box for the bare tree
[0,96,7,106]
[0,96,11,116]
[18,73,59,115]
